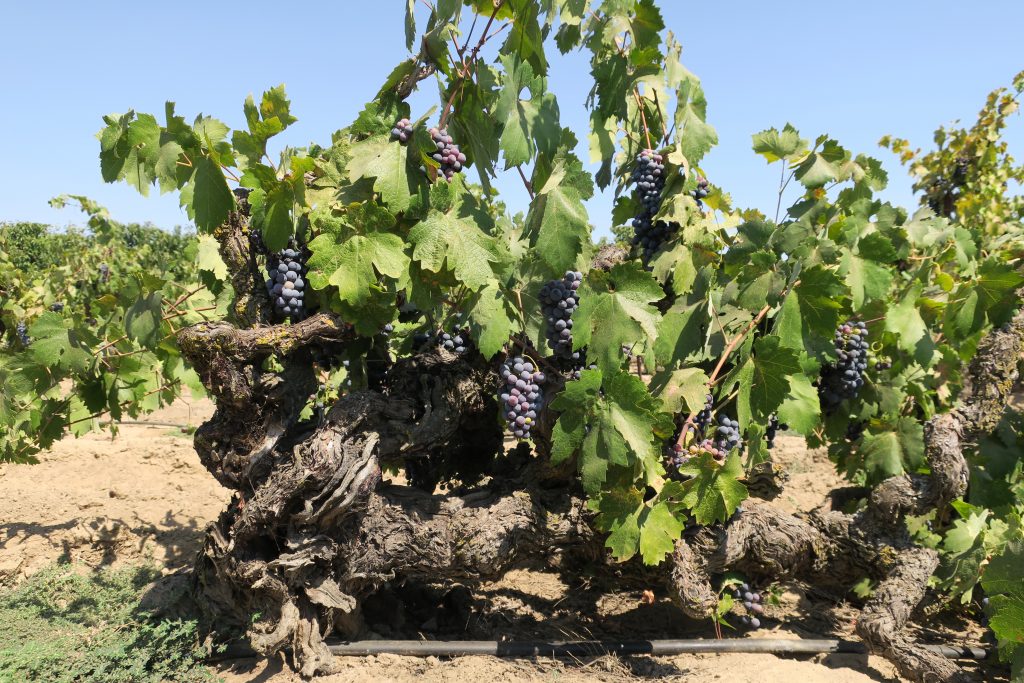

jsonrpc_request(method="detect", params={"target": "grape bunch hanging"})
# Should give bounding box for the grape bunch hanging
[714,413,741,454]
[765,414,788,449]
[818,320,869,409]
[499,357,545,440]
[265,246,306,319]
[669,439,728,470]
[390,118,413,145]
[629,149,676,265]
[730,583,765,629]
[539,271,582,360]
[15,321,30,347]
[429,127,466,180]
[413,326,473,355]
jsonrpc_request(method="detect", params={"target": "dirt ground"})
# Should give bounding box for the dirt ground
[0,396,996,682]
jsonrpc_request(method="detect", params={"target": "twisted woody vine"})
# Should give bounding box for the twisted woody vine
[2,1,1024,682]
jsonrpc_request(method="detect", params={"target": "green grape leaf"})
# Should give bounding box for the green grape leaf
[983,538,1024,596]
[737,336,801,421]
[306,231,410,306]
[841,251,893,309]
[125,292,163,347]
[27,313,91,373]
[752,124,807,163]
[182,156,234,234]
[408,207,498,291]
[347,136,414,213]
[638,499,685,565]
[573,263,663,376]
[196,234,228,281]
[649,367,710,415]
[776,373,821,436]
[678,453,748,525]
[673,77,718,165]
[593,487,643,560]
[523,155,592,276]
[859,417,925,482]
[885,285,934,365]
[494,54,560,168]
[466,281,519,359]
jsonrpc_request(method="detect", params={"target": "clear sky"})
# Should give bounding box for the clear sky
[2,1,1022,240]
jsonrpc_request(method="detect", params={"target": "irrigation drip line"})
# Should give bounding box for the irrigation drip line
[323,639,988,659]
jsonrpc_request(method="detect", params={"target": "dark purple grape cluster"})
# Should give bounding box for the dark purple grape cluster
[15,321,30,346]
[630,213,677,265]
[99,263,111,282]
[714,413,741,454]
[731,583,764,629]
[429,126,466,180]
[499,357,545,440]
[265,246,306,320]
[818,320,869,409]
[765,415,788,449]
[390,118,414,145]
[874,357,892,371]
[630,149,665,214]
[438,326,471,355]
[693,175,710,201]
[539,271,583,359]
[49,302,64,313]
[571,361,597,380]
[381,323,394,337]
[414,327,472,355]
[694,393,714,436]
[845,420,866,442]
[629,150,677,266]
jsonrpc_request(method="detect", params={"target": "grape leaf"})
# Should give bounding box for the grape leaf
[465,281,519,359]
[573,263,663,375]
[738,336,801,421]
[407,208,498,291]
[752,124,807,163]
[649,367,709,415]
[347,136,414,213]
[523,155,592,276]
[494,54,560,168]
[306,231,410,306]
[27,313,91,373]
[678,453,748,525]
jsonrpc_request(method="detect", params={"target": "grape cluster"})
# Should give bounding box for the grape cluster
[670,439,727,470]
[439,326,471,355]
[390,118,414,145]
[265,246,307,319]
[499,357,545,440]
[49,302,64,313]
[631,149,665,213]
[714,413,741,454]
[631,214,677,265]
[629,150,677,265]
[693,175,710,201]
[874,357,892,371]
[730,583,764,629]
[845,420,866,442]
[15,321,30,346]
[381,323,394,337]
[695,393,714,435]
[414,327,473,355]
[99,263,110,282]
[429,127,466,180]
[539,271,583,359]
[818,320,869,409]
[765,415,788,449]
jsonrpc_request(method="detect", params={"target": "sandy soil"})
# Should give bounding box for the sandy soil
[0,398,995,682]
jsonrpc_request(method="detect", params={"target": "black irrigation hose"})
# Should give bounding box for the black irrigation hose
[211,638,988,661]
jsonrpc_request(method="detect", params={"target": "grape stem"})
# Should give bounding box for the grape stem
[632,87,654,151]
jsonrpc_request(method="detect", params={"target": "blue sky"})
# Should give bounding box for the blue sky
[1,1,1022,240]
